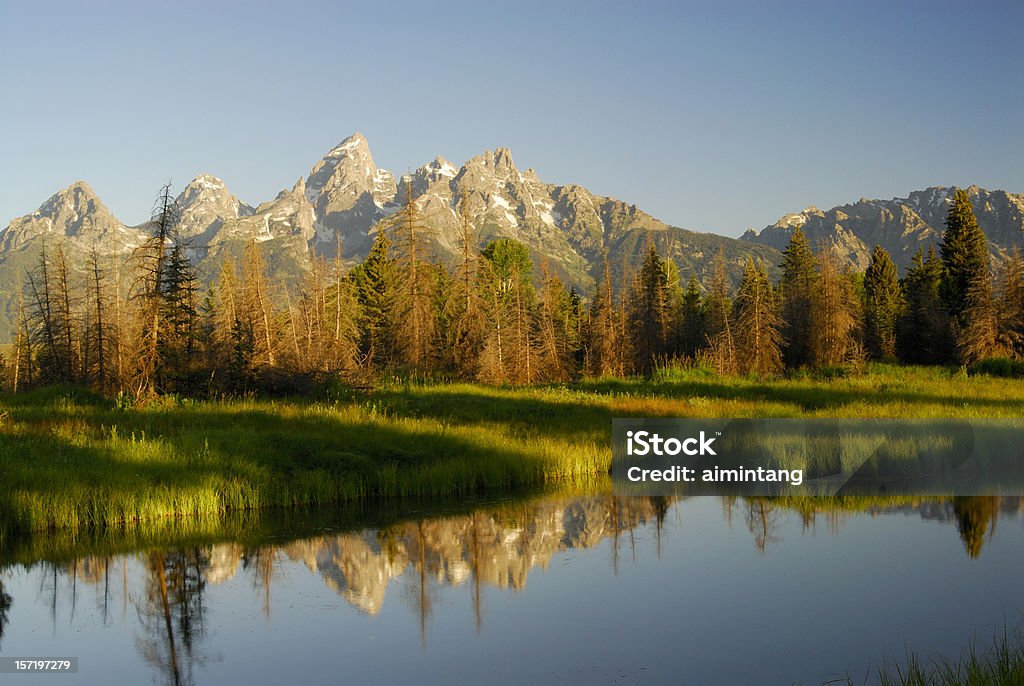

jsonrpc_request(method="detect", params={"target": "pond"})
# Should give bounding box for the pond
[1,495,1022,685]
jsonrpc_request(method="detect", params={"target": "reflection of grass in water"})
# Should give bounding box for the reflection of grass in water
[2,363,1024,537]
[1,483,605,567]
[829,623,1024,686]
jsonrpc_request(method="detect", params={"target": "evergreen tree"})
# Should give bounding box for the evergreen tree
[733,258,782,375]
[327,247,361,374]
[897,247,953,364]
[429,263,457,373]
[679,276,705,358]
[779,227,818,368]
[161,239,200,389]
[196,284,222,382]
[940,188,990,329]
[349,230,397,368]
[863,245,901,360]
[628,243,671,374]
[478,239,537,384]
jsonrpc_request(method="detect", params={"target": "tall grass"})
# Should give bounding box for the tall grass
[2,364,1022,537]
[829,623,1024,686]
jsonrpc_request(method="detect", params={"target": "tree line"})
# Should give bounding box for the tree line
[3,186,1020,397]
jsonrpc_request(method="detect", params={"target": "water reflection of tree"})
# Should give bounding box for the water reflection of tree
[468,511,484,633]
[0,577,12,649]
[135,549,209,686]
[401,521,437,649]
[243,545,280,619]
[745,500,782,553]
[953,496,1000,559]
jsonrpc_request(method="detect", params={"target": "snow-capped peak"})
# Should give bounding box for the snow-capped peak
[189,174,225,189]
[325,132,370,159]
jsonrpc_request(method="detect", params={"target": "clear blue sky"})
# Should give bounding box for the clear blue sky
[2,0,1022,236]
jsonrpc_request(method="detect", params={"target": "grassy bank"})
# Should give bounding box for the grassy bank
[2,364,1023,538]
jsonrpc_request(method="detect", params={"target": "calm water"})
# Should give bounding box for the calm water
[1,496,1022,685]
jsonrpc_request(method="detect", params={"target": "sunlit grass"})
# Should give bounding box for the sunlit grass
[1,363,1022,538]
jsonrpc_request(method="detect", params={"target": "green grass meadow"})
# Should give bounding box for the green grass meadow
[1,364,1023,541]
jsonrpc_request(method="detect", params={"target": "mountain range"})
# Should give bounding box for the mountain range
[741,186,1024,270]
[1,131,1022,342]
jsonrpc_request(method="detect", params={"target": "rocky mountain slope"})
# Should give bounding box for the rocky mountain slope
[742,186,1024,272]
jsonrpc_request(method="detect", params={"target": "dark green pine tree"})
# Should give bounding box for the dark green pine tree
[779,227,818,368]
[679,276,705,357]
[349,230,397,368]
[629,243,671,374]
[161,239,199,390]
[897,246,953,364]
[940,188,990,329]
[863,245,901,360]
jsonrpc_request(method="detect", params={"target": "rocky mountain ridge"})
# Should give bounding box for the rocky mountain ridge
[741,186,1024,271]
[1,132,1021,341]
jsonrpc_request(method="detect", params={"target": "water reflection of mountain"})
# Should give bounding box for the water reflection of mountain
[280,496,673,615]
[197,495,1024,614]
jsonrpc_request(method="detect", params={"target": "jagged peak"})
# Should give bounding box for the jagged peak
[179,174,232,204]
[54,180,99,201]
[493,146,515,168]
[416,155,458,181]
[185,173,226,189]
[324,131,370,158]
[900,187,954,208]
[37,180,103,214]
[177,174,249,216]
[65,179,96,195]
[465,146,518,173]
